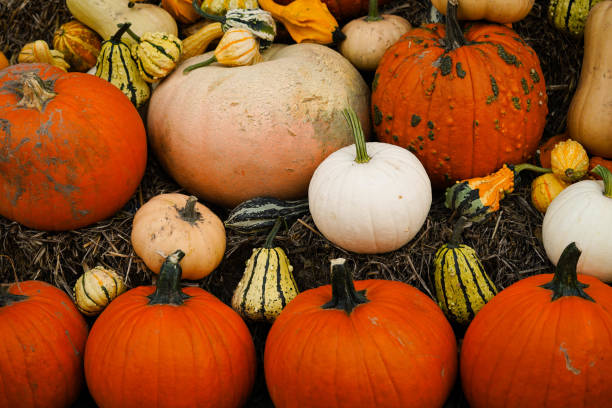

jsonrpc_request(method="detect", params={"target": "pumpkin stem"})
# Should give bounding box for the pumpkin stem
[119,23,142,43]
[0,287,27,307]
[128,1,135,8]
[112,23,133,43]
[15,72,57,111]
[322,258,369,314]
[343,107,370,163]
[177,196,202,224]
[192,0,226,22]
[183,55,218,73]
[366,0,382,22]
[540,242,594,302]
[148,250,191,305]
[448,216,469,248]
[592,165,612,198]
[512,163,552,176]
[443,0,466,51]
[264,217,284,249]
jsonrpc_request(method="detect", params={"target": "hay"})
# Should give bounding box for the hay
[0,0,583,407]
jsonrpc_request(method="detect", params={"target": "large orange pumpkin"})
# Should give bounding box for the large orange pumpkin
[264,258,458,408]
[1,280,89,408]
[0,63,147,230]
[460,242,612,408]
[371,0,548,188]
[84,250,257,408]
[276,0,391,21]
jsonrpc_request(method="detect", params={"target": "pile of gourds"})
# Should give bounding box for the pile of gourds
[2,0,612,407]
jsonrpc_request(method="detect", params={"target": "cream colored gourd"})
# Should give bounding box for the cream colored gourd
[431,0,534,23]
[567,1,612,158]
[147,43,370,208]
[339,0,412,71]
[131,194,226,280]
[542,165,612,282]
[74,266,127,316]
[308,108,431,254]
[66,0,178,45]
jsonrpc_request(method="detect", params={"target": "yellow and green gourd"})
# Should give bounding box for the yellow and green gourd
[95,22,150,107]
[434,217,497,326]
[549,0,606,37]
[231,217,299,322]
[74,265,127,316]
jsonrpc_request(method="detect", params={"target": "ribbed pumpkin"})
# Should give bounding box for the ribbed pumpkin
[371,0,548,188]
[461,242,612,408]
[276,0,391,21]
[1,281,89,408]
[0,63,147,231]
[84,250,257,408]
[53,20,102,72]
[264,257,458,408]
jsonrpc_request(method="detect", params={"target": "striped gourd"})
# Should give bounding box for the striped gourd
[434,218,497,326]
[73,266,127,316]
[95,23,150,107]
[201,0,259,16]
[549,0,606,36]
[231,218,299,322]
[53,20,102,72]
[225,196,310,233]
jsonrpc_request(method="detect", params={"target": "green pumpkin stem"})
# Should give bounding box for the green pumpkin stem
[0,287,27,307]
[366,0,382,21]
[540,242,594,302]
[183,55,218,73]
[192,0,226,23]
[512,163,552,176]
[148,250,191,305]
[343,107,370,163]
[592,165,612,198]
[119,23,142,43]
[264,217,284,249]
[448,216,469,248]
[177,196,202,224]
[111,23,133,43]
[322,258,369,314]
[16,72,57,111]
[444,0,466,51]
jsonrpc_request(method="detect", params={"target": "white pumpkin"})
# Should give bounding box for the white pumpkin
[542,165,612,282]
[308,108,432,254]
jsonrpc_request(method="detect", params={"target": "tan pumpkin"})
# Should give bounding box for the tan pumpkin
[131,193,226,280]
[567,1,612,158]
[550,139,590,182]
[531,173,569,213]
[431,0,534,23]
[74,265,127,316]
[18,40,70,71]
[53,20,102,72]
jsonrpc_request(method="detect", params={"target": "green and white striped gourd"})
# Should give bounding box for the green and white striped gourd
[95,23,150,107]
[549,0,606,36]
[231,218,299,322]
[73,266,127,316]
[434,217,497,326]
[225,196,310,233]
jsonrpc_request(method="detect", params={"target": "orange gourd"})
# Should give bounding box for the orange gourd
[84,250,257,408]
[264,258,458,408]
[276,0,391,21]
[0,51,8,70]
[161,0,202,23]
[0,63,147,230]
[550,138,589,182]
[371,0,548,188]
[530,172,569,213]
[461,242,612,407]
[1,281,89,408]
[588,156,612,179]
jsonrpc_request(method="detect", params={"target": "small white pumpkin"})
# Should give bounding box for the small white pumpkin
[74,265,127,316]
[308,107,432,254]
[542,165,612,282]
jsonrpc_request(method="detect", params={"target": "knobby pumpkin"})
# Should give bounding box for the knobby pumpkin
[372,0,548,188]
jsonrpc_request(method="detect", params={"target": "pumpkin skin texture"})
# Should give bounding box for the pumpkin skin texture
[460,243,612,408]
[148,43,370,208]
[84,251,257,408]
[0,281,89,408]
[431,0,535,23]
[371,3,548,188]
[276,0,391,22]
[0,63,147,230]
[264,258,458,408]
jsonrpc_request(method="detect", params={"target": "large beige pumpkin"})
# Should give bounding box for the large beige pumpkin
[147,43,370,208]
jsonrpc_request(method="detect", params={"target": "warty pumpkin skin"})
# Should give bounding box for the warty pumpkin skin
[148,43,370,208]
[1,281,89,408]
[0,63,147,230]
[371,0,548,188]
[84,250,257,408]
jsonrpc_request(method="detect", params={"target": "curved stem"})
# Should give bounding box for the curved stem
[322,258,369,314]
[0,287,27,307]
[112,23,133,43]
[540,242,594,302]
[342,107,370,163]
[16,72,57,111]
[183,55,218,73]
[592,165,612,198]
[444,0,466,51]
[148,250,191,305]
[119,23,142,43]
[448,216,469,248]
[512,163,552,176]
[264,217,283,249]
[192,0,225,22]
[366,0,382,22]
[177,196,202,224]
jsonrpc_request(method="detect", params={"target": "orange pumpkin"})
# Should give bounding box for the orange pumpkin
[1,281,89,408]
[276,0,391,21]
[461,242,612,407]
[264,258,458,407]
[371,0,548,188]
[0,63,147,230]
[0,51,8,70]
[84,250,257,408]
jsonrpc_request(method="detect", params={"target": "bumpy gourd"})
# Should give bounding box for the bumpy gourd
[530,173,569,213]
[95,23,150,107]
[74,265,127,316]
[232,217,299,322]
[18,40,70,71]
[123,25,183,82]
[53,20,102,72]
[550,139,589,182]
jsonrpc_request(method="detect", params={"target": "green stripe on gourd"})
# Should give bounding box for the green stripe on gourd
[225,196,310,233]
[549,0,605,36]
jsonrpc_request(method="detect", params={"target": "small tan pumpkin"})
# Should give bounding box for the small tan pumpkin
[131,193,226,280]
[53,20,102,72]
[531,173,569,213]
[18,40,70,71]
[550,139,589,182]
[74,265,127,316]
